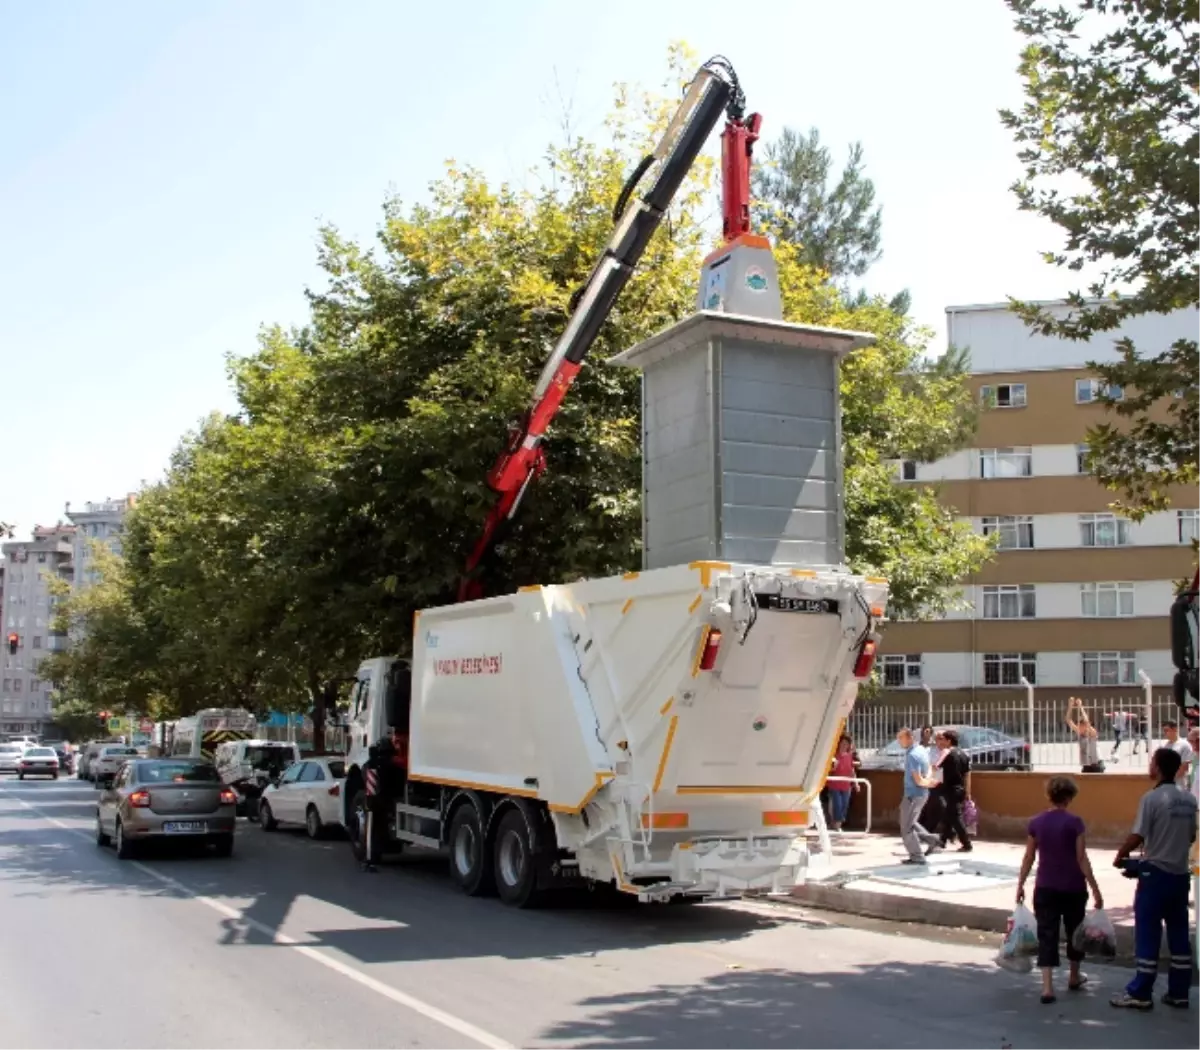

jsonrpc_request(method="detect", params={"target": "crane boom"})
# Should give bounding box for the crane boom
[458,56,755,601]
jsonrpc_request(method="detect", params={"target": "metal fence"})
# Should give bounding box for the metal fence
[848,680,1184,772]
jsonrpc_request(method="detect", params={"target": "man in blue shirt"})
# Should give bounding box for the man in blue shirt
[898,727,941,864]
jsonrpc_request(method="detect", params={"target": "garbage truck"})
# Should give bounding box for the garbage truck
[337,55,889,906]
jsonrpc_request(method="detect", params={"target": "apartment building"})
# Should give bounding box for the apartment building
[880,301,1198,705]
[1,525,75,735]
[66,495,135,592]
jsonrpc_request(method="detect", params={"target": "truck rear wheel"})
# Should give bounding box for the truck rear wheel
[448,801,494,896]
[493,808,540,908]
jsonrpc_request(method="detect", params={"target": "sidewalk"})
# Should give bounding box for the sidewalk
[788,833,1197,966]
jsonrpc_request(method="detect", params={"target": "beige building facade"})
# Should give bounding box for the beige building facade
[879,301,1198,707]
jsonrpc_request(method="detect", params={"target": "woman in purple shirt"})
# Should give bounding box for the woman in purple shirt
[1016,775,1104,1004]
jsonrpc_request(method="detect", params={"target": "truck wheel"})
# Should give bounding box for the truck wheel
[493,808,541,908]
[448,802,494,897]
[259,800,277,831]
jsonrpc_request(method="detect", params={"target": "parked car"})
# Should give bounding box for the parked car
[0,743,25,775]
[96,758,237,858]
[17,746,60,780]
[258,756,347,839]
[91,745,141,787]
[78,741,110,781]
[860,725,1031,772]
[214,739,300,817]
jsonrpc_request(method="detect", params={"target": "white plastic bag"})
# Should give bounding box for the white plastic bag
[994,949,1033,973]
[1002,902,1039,959]
[1071,908,1117,959]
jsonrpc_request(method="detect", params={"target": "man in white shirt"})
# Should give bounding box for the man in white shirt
[1163,721,1194,785]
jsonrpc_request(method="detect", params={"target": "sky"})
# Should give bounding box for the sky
[0,0,1084,539]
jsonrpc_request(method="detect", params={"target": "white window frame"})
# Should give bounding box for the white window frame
[1075,378,1124,403]
[1081,650,1136,686]
[981,515,1035,550]
[979,447,1033,479]
[1178,510,1198,545]
[981,584,1037,619]
[1080,582,1134,618]
[1076,443,1090,474]
[983,652,1037,686]
[881,654,923,688]
[1079,512,1131,548]
[980,383,1028,409]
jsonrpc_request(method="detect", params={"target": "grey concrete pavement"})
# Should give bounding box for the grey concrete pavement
[1,778,1195,1050]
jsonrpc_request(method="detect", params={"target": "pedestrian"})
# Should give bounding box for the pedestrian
[919,724,935,754]
[920,730,948,838]
[1110,747,1199,1011]
[1162,720,1194,785]
[1065,697,1104,773]
[1016,775,1105,1005]
[896,726,941,865]
[827,733,858,831]
[1133,712,1149,755]
[937,728,973,852]
[1107,709,1130,761]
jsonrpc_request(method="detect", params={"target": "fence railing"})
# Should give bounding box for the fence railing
[848,683,1183,772]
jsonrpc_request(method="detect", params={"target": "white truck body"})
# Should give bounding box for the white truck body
[170,709,257,761]
[346,558,886,901]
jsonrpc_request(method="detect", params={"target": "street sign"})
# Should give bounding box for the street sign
[139,719,153,735]
[107,717,127,733]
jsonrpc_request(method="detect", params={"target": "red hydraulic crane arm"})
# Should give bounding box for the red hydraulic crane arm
[458,56,752,602]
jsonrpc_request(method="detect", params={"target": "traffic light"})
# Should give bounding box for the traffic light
[6,633,16,655]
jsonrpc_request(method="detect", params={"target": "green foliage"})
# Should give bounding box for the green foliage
[55,47,989,718]
[752,127,884,279]
[1000,0,1198,518]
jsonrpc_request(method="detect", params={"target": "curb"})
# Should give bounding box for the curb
[785,882,1197,971]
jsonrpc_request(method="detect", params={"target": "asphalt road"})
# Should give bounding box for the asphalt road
[0,778,1193,1050]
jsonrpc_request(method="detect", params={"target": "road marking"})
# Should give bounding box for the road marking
[0,788,513,1050]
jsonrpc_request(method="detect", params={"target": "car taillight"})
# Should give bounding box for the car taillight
[853,639,878,679]
[128,790,151,808]
[219,788,238,805]
[699,629,723,671]
[328,783,341,797]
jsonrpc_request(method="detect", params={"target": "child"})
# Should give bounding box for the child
[827,734,858,831]
[1016,775,1104,1004]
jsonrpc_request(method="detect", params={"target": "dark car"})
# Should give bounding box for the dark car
[863,724,1031,771]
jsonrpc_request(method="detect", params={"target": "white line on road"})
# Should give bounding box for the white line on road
[1,787,514,1050]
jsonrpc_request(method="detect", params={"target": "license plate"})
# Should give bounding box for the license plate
[162,821,206,834]
[755,593,839,614]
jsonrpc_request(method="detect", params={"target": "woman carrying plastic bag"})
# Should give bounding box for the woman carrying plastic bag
[1072,908,1117,959]
[1014,775,1104,1004]
[995,902,1038,973]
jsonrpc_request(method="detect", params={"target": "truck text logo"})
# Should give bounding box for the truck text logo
[433,654,504,676]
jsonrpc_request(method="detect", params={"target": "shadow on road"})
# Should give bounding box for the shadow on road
[0,782,809,968]
[537,962,1196,1050]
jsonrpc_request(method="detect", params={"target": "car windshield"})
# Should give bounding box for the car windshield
[105,747,139,756]
[24,748,56,757]
[0,745,21,753]
[138,762,219,783]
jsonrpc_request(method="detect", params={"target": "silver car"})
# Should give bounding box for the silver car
[97,758,237,858]
[0,744,24,774]
[92,745,140,787]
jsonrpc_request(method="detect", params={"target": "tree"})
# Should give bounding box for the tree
[56,46,990,725]
[1000,0,1199,518]
[752,127,884,279]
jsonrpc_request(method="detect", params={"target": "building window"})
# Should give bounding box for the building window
[979,447,1033,479]
[12,679,20,693]
[1075,378,1124,403]
[1079,512,1131,547]
[1080,582,1134,617]
[31,636,41,650]
[982,584,1036,619]
[983,652,1037,686]
[900,460,917,481]
[1179,510,1198,545]
[980,383,1027,409]
[1076,444,1090,473]
[1082,650,1136,686]
[982,515,1035,549]
[881,654,923,688]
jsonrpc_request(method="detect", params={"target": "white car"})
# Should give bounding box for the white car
[17,746,60,780]
[257,756,346,839]
[0,744,24,774]
[91,745,141,786]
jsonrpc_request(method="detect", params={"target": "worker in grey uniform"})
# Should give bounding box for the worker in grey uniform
[1111,747,1199,1010]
